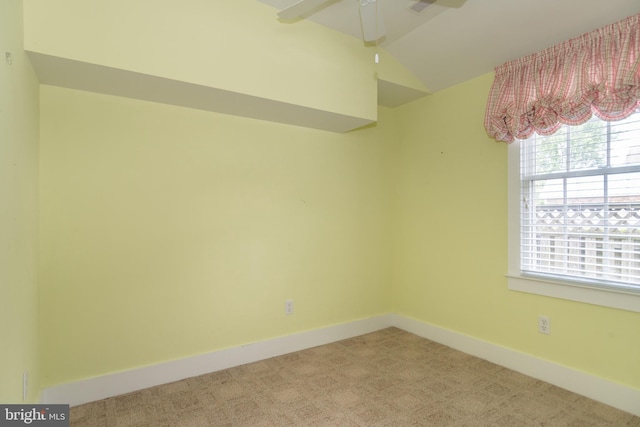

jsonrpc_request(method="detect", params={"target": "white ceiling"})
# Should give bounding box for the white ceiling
[258,0,640,92]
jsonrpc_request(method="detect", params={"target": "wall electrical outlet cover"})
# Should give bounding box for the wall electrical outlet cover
[23,371,28,401]
[285,299,294,315]
[538,315,551,334]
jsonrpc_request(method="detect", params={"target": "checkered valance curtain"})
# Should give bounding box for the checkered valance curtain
[484,14,640,143]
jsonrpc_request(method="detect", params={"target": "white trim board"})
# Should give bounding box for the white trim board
[390,314,640,417]
[41,313,640,417]
[41,315,392,407]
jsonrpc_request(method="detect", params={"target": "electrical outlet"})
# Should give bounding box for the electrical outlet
[285,299,294,315]
[538,315,550,335]
[23,371,28,401]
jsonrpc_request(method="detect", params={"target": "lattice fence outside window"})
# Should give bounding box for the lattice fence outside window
[527,203,640,285]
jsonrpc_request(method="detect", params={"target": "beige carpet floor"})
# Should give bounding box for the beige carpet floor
[70,327,640,426]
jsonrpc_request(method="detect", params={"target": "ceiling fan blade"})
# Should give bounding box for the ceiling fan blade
[277,0,333,20]
[359,0,385,42]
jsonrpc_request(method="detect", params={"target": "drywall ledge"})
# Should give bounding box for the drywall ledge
[377,78,429,108]
[26,52,375,133]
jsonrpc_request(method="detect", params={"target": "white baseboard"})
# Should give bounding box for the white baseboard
[41,313,640,417]
[391,314,640,417]
[41,314,392,406]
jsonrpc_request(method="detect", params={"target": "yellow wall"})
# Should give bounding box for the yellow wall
[23,0,377,121]
[14,0,639,398]
[36,70,640,394]
[392,72,640,389]
[0,0,40,403]
[38,86,394,387]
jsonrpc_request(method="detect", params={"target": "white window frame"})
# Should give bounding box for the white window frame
[507,139,640,313]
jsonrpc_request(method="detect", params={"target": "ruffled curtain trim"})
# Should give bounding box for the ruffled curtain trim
[484,14,640,143]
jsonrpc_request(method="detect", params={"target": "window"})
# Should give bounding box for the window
[508,111,640,312]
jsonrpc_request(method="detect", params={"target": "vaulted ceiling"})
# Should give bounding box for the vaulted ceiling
[23,0,640,133]
[259,0,640,92]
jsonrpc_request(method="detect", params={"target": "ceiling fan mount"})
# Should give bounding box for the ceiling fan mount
[277,0,437,43]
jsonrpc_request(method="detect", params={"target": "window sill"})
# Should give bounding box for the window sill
[507,274,640,313]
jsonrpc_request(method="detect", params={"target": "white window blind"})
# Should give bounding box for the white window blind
[520,111,640,293]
